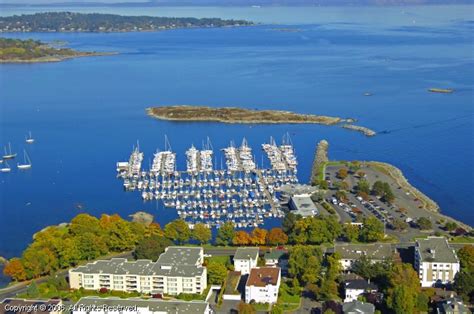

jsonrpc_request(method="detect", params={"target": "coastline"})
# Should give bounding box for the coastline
[0,52,117,64]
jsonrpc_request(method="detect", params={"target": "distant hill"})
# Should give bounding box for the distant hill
[1,0,473,7]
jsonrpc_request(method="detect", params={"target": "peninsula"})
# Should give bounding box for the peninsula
[0,12,253,33]
[0,37,112,63]
[147,105,349,125]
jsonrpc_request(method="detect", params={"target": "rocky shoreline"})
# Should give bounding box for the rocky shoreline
[310,139,329,185]
[342,124,377,137]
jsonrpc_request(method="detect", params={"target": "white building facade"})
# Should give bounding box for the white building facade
[245,267,281,304]
[415,237,460,287]
[234,247,259,275]
[69,247,207,295]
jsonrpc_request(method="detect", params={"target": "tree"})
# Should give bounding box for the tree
[75,232,108,261]
[266,228,289,246]
[207,262,227,285]
[250,228,267,246]
[100,214,138,251]
[382,182,395,203]
[391,218,408,231]
[445,221,458,232]
[357,179,371,195]
[372,181,385,197]
[319,180,329,190]
[351,256,392,282]
[238,302,256,314]
[349,161,361,174]
[457,245,474,272]
[164,219,191,244]
[335,190,347,202]
[387,264,420,314]
[416,217,432,230]
[233,231,252,246]
[343,224,360,242]
[319,253,341,301]
[357,170,366,178]
[26,281,39,298]
[337,168,348,179]
[69,213,102,236]
[282,212,300,234]
[192,223,211,245]
[359,216,384,242]
[288,245,323,284]
[215,222,235,246]
[454,270,474,302]
[134,235,173,260]
[22,247,58,278]
[3,258,27,281]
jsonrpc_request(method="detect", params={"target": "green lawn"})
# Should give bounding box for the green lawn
[206,255,231,264]
[450,236,474,244]
[274,282,301,313]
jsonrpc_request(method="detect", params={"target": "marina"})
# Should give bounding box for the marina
[116,136,299,229]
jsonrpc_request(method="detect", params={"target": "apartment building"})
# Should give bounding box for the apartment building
[69,247,207,295]
[245,267,281,304]
[334,243,393,271]
[415,237,460,287]
[233,247,259,275]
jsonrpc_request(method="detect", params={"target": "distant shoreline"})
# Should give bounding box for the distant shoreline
[0,51,117,64]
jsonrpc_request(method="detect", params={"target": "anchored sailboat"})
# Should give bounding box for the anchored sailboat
[26,131,35,144]
[17,150,32,170]
[2,143,17,159]
[1,161,11,172]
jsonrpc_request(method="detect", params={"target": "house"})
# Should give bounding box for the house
[437,297,470,314]
[69,247,207,295]
[334,243,393,271]
[342,300,375,314]
[414,237,460,287]
[264,250,287,267]
[234,247,259,275]
[245,267,281,304]
[0,298,62,314]
[344,279,378,302]
[71,296,213,314]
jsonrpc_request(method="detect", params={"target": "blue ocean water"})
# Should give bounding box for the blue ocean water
[0,6,473,287]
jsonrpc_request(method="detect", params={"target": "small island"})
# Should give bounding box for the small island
[0,12,253,33]
[147,105,349,125]
[0,37,112,63]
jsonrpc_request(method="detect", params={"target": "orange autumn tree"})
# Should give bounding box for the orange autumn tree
[266,227,289,246]
[3,258,27,281]
[250,228,267,246]
[233,231,251,246]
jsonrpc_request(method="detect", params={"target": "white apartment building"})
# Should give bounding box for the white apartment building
[72,296,213,314]
[334,243,393,271]
[415,237,460,287]
[233,247,259,275]
[245,267,281,304]
[69,247,207,295]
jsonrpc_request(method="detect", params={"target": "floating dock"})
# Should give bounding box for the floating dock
[116,136,299,229]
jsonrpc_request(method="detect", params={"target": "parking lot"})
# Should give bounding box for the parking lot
[323,163,455,242]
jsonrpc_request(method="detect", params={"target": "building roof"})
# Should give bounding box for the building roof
[234,247,259,261]
[246,267,280,287]
[438,297,470,314]
[416,237,459,264]
[0,299,61,314]
[279,184,318,197]
[290,195,318,217]
[342,300,375,314]
[335,243,393,261]
[264,250,287,261]
[156,247,202,266]
[70,247,204,278]
[73,297,209,314]
[345,279,378,291]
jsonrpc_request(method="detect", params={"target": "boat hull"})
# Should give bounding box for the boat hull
[2,154,16,159]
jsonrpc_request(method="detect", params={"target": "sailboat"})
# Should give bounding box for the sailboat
[1,161,11,173]
[25,132,35,144]
[2,143,17,159]
[17,150,32,170]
